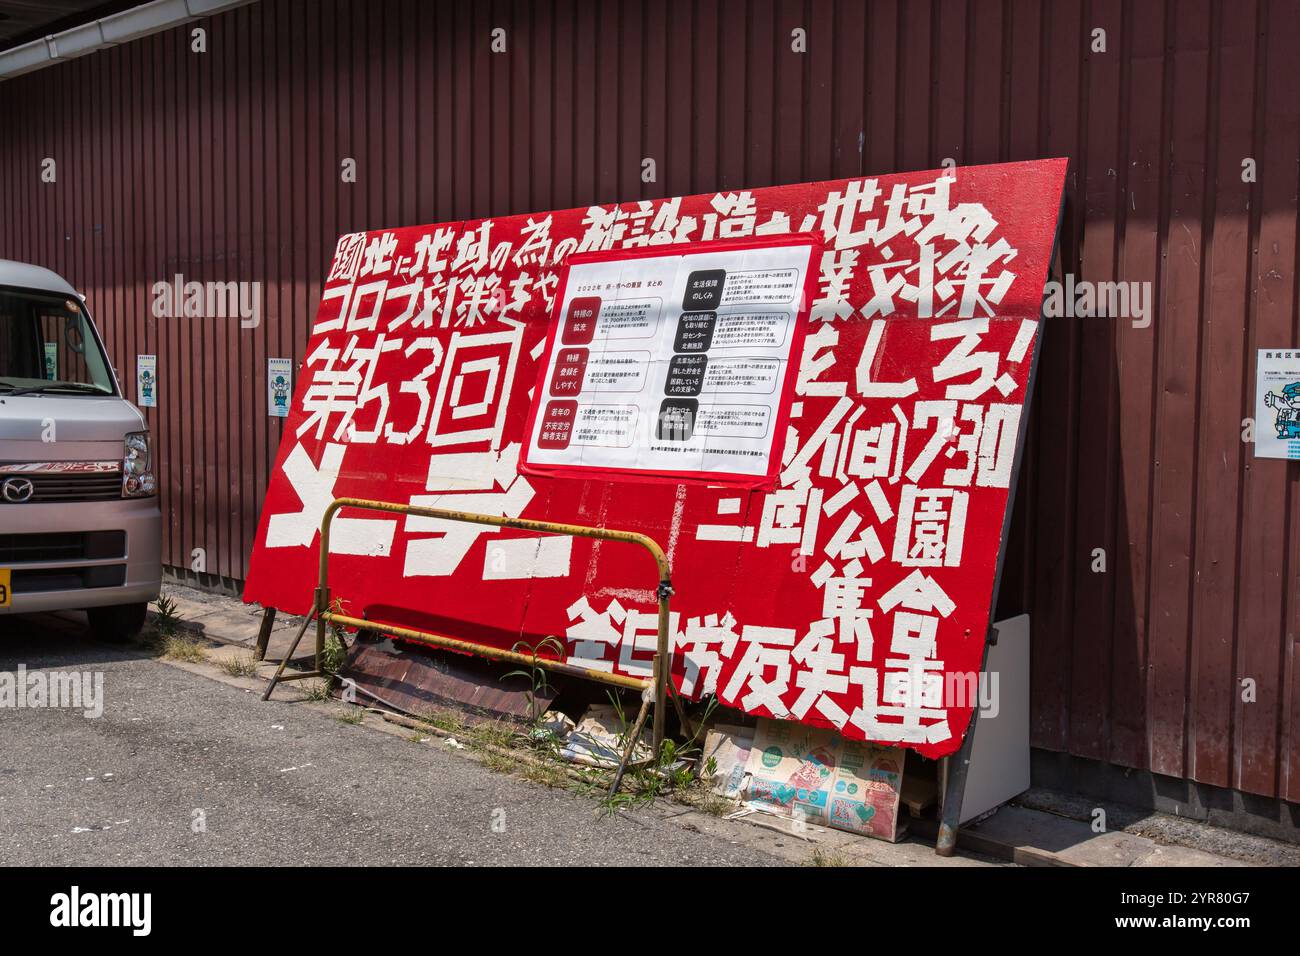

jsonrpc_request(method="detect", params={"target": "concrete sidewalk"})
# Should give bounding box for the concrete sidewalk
[154,583,310,663]
[155,583,1286,868]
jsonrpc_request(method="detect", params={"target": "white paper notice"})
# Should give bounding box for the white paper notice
[524,240,816,482]
[136,354,157,408]
[1255,348,1300,460]
[268,357,293,419]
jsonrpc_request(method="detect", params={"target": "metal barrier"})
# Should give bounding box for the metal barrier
[262,497,677,754]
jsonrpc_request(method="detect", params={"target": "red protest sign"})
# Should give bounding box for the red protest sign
[244,159,1066,758]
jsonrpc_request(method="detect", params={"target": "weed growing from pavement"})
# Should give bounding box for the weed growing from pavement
[595,738,694,815]
[316,598,352,676]
[439,688,738,816]
[142,595,209,662]
[161,634,208,663]
[415,709,466,734]
[480,748,520,774]
[302,679,331,702]
[810,847,851,867]
[337,709,365,725]
[569,766,612,798]
[153,595,181,638]
[524,726,566,763]
[217,653,259,678]
[321,632,347,677]
[591,694,723,817]
[311,599,350,702]
[503,636,563,724]
[468,720,516,750]
[519,760,569,788]
[685,788,734,818]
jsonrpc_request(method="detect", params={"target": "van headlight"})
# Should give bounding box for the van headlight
[122,431,156,497]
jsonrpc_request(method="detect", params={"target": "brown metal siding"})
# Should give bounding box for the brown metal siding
[1,0,1297,801]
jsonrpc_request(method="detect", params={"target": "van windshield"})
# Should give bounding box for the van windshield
[0,287,115,395]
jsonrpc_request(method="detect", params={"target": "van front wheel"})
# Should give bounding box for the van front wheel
[87,602,148,643]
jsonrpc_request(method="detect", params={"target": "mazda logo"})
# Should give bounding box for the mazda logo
[1,477,35,503]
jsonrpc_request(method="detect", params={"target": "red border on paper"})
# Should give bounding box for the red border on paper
[519,232,824,490]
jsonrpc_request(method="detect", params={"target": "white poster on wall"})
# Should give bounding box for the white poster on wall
[268,357,293,418]
[1255,349,1300,460]
[521,238,818,486]
[136,354,157,408]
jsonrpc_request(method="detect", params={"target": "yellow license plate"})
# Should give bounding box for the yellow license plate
[0,569,10,608]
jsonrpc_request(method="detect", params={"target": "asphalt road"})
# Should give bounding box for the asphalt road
[0,613,786,866]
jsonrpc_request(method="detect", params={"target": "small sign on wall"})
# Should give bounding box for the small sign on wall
[136,354,157,408]
[268,358,292,418]
[1255,349,1300,460]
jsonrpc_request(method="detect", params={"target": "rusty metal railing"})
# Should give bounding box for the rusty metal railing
[262,497,676,755]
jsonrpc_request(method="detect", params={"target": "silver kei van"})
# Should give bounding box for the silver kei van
[0,259,161,640]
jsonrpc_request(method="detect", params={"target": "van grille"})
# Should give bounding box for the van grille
[26,472,123,502]
[0,463,123,503]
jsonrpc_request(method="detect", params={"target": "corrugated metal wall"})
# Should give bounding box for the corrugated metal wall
[1,0,1297,802]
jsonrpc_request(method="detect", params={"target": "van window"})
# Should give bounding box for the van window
[0,288,115,395]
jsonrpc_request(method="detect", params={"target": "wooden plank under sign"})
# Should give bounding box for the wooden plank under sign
[341,636,556,726]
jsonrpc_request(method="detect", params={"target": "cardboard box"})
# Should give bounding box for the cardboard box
[700,723,755,799]
[559,703,648,767]
[742,718,905,842]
